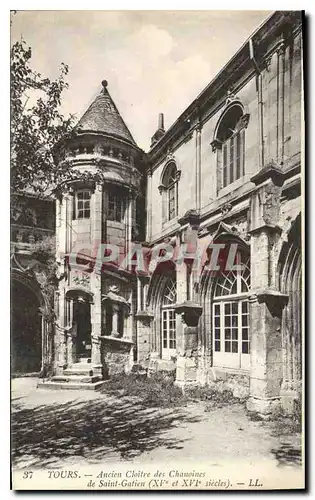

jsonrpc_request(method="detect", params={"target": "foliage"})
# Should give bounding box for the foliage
[185,382,244,409]
[102,373,187,408]
[11,38,114,198]
[32,235,58,322]
[11,38,75,194]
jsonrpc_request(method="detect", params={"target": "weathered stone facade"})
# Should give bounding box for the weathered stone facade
[141,11,303,414]
[13,12,303,413]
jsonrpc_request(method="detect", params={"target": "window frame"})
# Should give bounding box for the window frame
[160,161,180,223]
[212,105,249,192]
[107,189,126,223]
[212,251,250,370]
[222,128,245,188]
[75,189,91,220]
[161,276,177,359]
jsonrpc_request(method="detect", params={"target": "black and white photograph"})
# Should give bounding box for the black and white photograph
[10,9,304,490]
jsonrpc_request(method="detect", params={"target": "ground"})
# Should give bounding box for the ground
[11,377,302,470]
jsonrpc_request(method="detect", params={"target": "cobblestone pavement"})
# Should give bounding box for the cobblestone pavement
[11,378,302,471]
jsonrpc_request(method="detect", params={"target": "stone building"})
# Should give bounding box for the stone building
[14,11,303,414]
[11,193,55,374]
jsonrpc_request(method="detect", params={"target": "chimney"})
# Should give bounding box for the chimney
[158,113,165,131]
[151,112,166,147]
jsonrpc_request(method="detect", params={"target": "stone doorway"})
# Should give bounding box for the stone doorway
[11,279,42,374]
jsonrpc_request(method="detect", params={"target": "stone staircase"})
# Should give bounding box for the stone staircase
[37,358,106,391]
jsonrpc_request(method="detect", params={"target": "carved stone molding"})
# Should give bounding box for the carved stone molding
[210,139,222,152]
[220,202,232,216]
[174,301,203,327]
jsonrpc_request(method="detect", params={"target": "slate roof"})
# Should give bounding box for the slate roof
[76,80,137,146]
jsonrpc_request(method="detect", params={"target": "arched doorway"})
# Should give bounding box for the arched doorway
[278,215,302,385]
[11,279,42,374]
[146,261,177,358]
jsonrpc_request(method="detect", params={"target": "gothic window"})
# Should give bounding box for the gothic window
[213,104,248,190]
[107,187,126,222]
[160,161,180,222]
[212,250,250,370]
[75,190,91,219]
[161,275,177,359]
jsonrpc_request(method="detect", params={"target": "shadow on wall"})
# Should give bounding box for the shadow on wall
[12,397,200,468]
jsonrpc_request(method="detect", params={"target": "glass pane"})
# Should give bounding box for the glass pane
[85,210,90,218]
[223,145,227,187]
[236,133,241,179]
[242,329,248,340]
[214,304,220,315]
[242,315,248,326]
[225,341,231,353]
[232,341,238,353]
[242,301,248,313]
[230,137,234,184]
[225,316,231,327]
[224,303,230,314]
[232,328,238,339]
[225,328,231,340]
[232,315,238,327]
[215,328,220,339]
[242,342,249,354]
[232,303,238,314]
[215,341,220,352]
[215,316,220,327]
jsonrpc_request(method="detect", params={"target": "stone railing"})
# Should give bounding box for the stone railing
[63,144,134,166]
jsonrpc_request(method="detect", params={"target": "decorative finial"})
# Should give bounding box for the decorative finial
[101,80,108,89]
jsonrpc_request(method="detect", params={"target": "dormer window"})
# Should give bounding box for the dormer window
[75,190,91,219]
[212,104,249,190]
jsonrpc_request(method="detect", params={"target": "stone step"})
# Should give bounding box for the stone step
[63,368,94,376]
[37,380,106,391]
[52,374,101,384]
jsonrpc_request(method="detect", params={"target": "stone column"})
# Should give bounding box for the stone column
[55,289,66,375]
[90,184,103,375]
[247,165,288,415]
[174,303,203,388]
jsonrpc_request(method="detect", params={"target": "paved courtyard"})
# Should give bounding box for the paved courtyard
[11,377,302,470]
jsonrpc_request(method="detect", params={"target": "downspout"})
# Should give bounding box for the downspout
[249,38,265,170]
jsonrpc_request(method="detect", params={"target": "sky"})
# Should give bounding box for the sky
[11,10,273,151]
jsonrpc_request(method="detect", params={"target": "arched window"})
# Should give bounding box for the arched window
[159,161,180,223]
[212,250,250,370]
[161,275,177,359]
[212,104,249,190]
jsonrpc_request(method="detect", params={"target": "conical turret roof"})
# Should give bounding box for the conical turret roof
[76,80,137,146]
